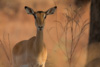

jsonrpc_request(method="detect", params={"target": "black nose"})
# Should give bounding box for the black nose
[38,26,43,29]
[38,26,43,30]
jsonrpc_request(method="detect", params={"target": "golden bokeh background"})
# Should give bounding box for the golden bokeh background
[0,0,90,67]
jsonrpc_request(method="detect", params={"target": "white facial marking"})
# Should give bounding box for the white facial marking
[43,14,46,18]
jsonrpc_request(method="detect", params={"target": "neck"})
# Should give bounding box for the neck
[34,29,44,53]
[36,29,43,43]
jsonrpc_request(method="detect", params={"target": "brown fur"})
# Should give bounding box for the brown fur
[35,12,46,26]
[12,6,57,67]
[13,36,47,67]
[12,12,47,67]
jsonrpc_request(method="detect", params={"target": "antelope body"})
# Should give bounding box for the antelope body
[12,6,57,67]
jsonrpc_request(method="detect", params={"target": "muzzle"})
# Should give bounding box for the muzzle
[38,26,43,31]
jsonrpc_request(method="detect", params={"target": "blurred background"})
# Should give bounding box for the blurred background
[0,0,90,67]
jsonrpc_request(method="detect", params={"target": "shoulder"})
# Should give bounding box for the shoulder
[12,40,27,54]
[28,36,36,44]
[29,36,36,41]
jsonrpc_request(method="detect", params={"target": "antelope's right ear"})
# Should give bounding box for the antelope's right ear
[24,6,35,15]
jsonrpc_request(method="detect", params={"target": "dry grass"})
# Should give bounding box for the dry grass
[0,33,12,67]
[50,3,89,67]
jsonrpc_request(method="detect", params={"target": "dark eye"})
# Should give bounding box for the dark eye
[33,14,37,18]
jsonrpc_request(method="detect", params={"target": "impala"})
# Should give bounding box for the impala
[12,6,57,67]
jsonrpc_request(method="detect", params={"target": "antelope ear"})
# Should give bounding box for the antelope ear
[25,6,35,15]
[46,6,57,15]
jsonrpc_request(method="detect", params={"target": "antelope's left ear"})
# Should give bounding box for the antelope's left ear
[24,6,35,15]
[46,6,57,15]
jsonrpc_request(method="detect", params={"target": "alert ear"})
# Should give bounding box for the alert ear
[46,6,57,15]
[25,6,35,15]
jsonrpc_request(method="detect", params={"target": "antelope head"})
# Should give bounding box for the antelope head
[25,6,57,31]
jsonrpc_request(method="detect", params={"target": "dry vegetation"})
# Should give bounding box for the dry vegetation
[0,0,90,67]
